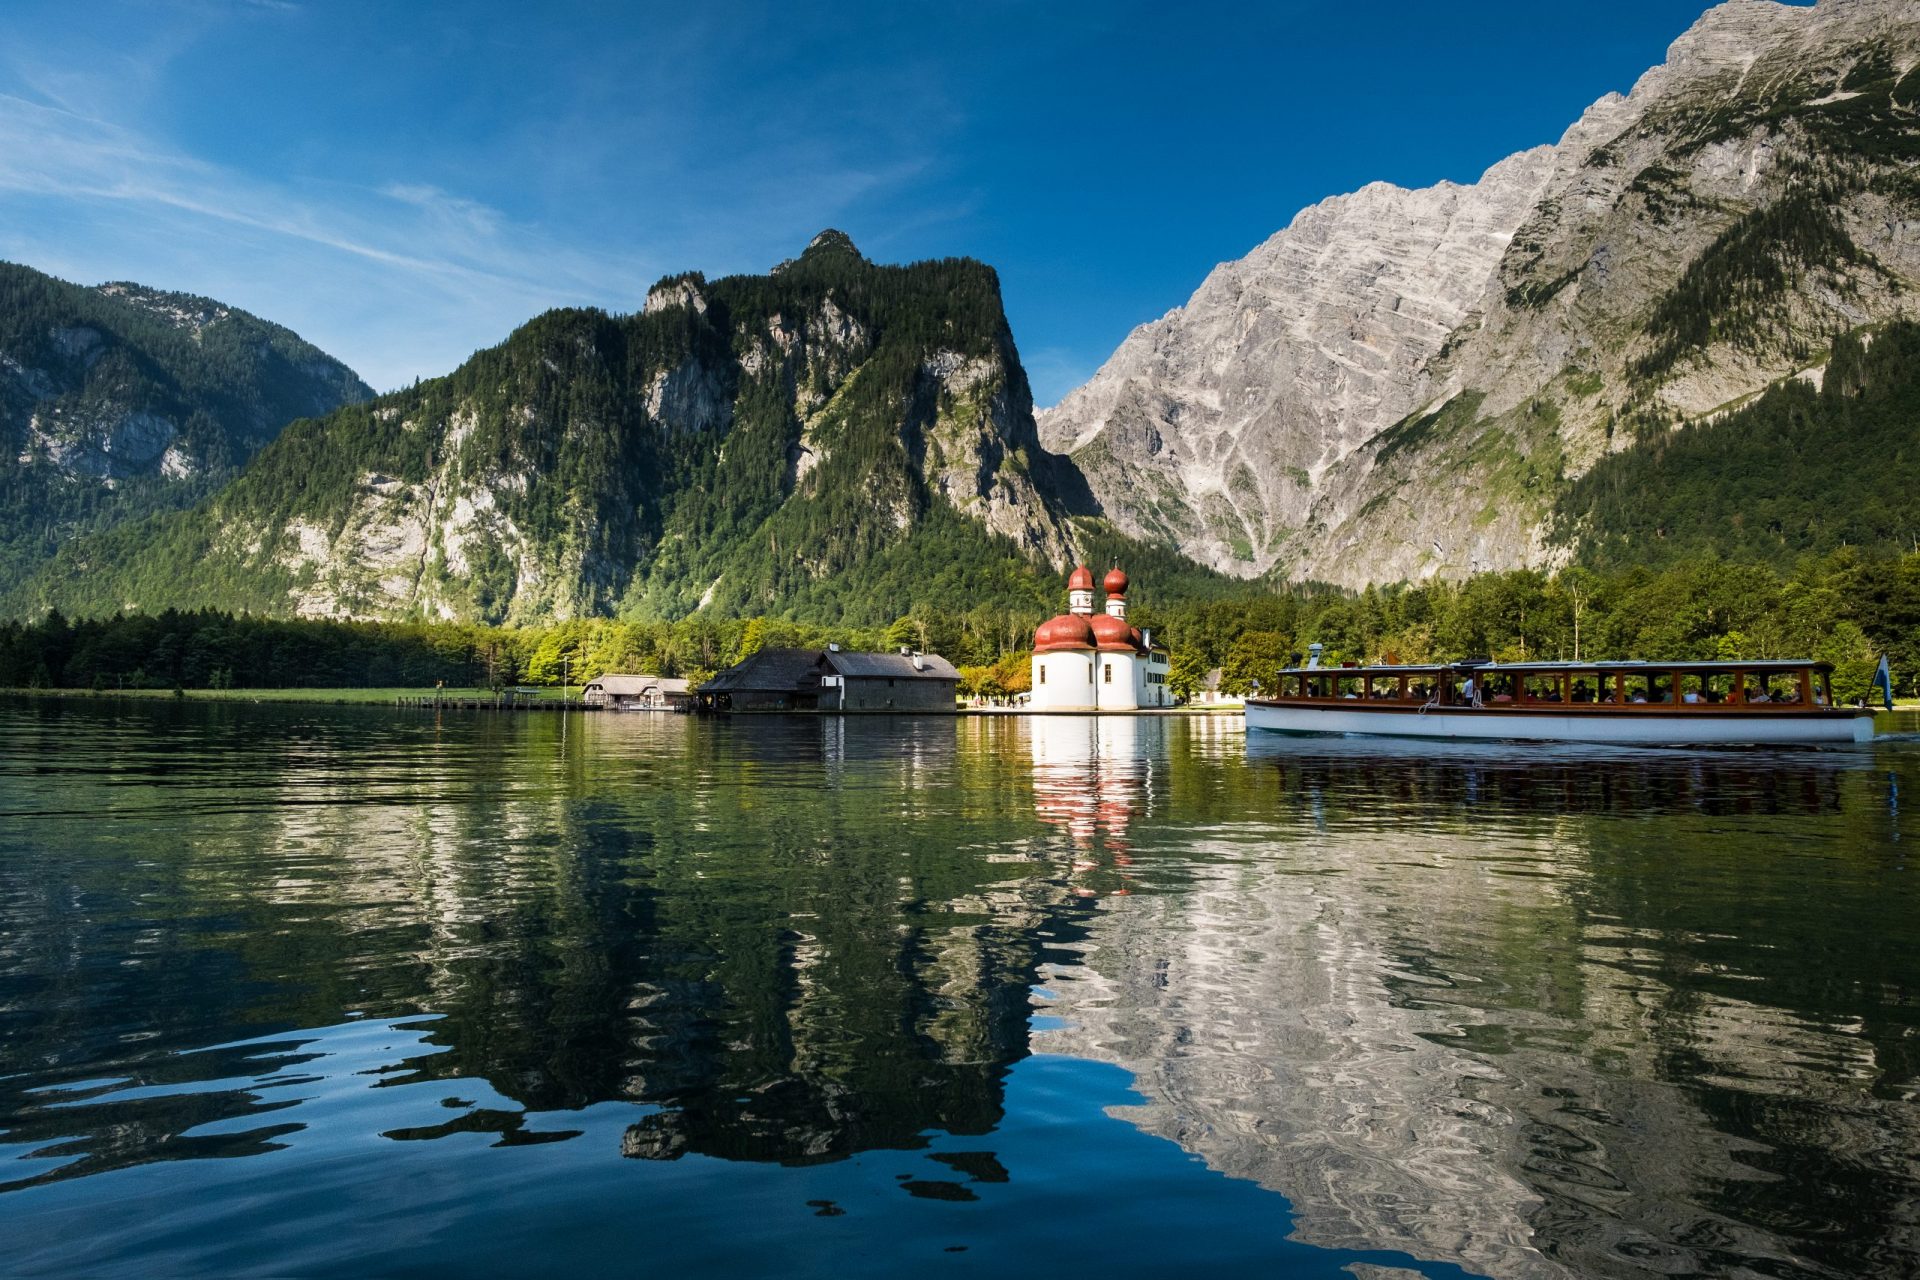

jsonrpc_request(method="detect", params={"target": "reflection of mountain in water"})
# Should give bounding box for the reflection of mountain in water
[0,707,1096,1180]
[1044,736,1914,1279]
[6,702,1917,1279]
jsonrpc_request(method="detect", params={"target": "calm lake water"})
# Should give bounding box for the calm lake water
[2,700,1917,1278]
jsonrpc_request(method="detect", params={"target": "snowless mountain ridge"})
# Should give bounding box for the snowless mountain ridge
[1039,0,1920,586]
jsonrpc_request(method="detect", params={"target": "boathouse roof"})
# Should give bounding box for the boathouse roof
[583,674,689,695]
[700,648,827,694]
[825,650,959,681]
[698,647,959,695]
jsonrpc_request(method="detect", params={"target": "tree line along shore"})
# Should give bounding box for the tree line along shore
[2,547,1915,707]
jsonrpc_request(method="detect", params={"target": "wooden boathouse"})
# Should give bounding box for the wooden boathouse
[695,646,960,713]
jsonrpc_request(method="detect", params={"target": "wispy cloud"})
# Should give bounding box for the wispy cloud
[0,92,648,298]
[0,1,979,389]
[0,89,664,387]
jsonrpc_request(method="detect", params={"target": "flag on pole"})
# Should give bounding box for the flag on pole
[1871,655,1894,712]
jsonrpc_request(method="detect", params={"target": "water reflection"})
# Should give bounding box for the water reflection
[1049,734,1916,1278]
[1,700,1917,1277]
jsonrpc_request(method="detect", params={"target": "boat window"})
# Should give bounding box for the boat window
[1703,673,1736,703]
[1646,673,1675,704]
[1484,674,1516,704]
[1737,672,1791,704]
[1568,677,1596,704]
[1365,675,1400,700]
[1596,674,1625,705]
[1410,680,1433,704]
[1676,673,1706,704]
[1522,675,1564,703]
[1335,676,1363,700]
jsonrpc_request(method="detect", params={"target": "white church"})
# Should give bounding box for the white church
[1029,565,1172,711]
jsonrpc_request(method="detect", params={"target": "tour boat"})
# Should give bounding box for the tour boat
[1244,658,1874,746]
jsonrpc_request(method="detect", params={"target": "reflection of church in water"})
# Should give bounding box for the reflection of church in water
[1028,716,1165,897]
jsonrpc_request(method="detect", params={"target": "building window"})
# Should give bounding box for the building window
[1104,663,1112,684]
[1039,666,1047,685]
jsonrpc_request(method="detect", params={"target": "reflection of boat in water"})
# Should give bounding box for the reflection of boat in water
[1246,659,1874,746]
[1244,725,1872,820]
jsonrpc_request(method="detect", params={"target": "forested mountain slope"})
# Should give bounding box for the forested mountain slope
[1042,0,1920,586]
[11,234,1201,625]
[0,263,372,593]
[1554,321,1920,570]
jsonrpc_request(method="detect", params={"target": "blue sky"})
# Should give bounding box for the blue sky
[0,1,1764,402]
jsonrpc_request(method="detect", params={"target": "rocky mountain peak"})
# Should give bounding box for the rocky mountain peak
[643,273,708,316]
[773,229,867,276]
[802,228,861,259]
[1041,0,1920,587]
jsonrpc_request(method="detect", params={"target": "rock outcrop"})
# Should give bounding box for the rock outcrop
[1041,0,1920,585]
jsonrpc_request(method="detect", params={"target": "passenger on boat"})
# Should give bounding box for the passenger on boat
[1629,691,1648,704]
[1572,681,1592,703]
[1682,689,1703,704]
[1749,688,1771,703]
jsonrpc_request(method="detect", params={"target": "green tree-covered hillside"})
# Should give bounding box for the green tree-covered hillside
[4,233,1172,626]
[1557,323,1920,570]
[0,263,372,594]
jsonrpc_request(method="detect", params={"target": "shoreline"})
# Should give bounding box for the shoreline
[6,687,1914,717]
[0,687,1250,716]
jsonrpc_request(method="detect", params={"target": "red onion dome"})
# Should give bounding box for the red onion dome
[1102,566,1129,596]
[1034,613,1096,652]
[1066,564,1095,592]
[1090,612,1139,651]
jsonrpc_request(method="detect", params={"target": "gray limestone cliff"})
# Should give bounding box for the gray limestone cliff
[1040,0,1920,585]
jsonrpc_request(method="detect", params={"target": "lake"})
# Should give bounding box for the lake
[2,699,1917,1278]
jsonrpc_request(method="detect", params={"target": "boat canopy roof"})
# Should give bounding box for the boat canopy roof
[1278,658,1834,677]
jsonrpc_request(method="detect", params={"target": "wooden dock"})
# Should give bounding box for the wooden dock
[394,694,600,712]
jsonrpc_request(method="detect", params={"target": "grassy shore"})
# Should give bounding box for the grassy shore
[0,686,582,706]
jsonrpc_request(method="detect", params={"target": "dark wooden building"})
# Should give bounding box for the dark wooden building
[695,647,959,713]
[581,674,692,710]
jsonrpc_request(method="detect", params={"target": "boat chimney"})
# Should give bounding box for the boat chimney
[1307,643,1324,670]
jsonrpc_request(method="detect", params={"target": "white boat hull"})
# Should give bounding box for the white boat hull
[1244,701,1874,746]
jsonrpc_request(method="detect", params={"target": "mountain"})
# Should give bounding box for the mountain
[0,263,372,593]
[1041,0,1920,586]
[10,233,1140,625]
